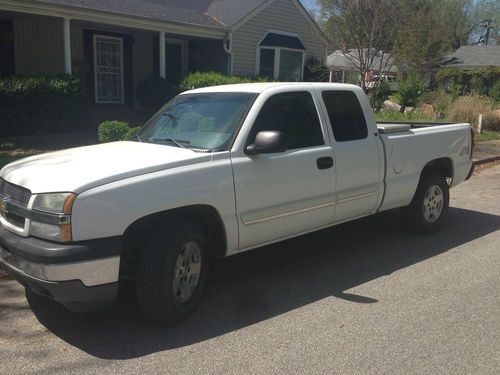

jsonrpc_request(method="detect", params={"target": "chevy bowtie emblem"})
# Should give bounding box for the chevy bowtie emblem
[0,196,9,214]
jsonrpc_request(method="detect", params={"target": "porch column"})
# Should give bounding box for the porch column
[159,31,166,79]
[63,17,72,74]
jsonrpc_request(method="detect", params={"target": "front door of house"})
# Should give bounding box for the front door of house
[93,35,124,104]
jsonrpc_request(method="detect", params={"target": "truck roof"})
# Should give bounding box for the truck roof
[184,82,361,94]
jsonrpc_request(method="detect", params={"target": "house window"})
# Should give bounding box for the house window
[257,32,305,81]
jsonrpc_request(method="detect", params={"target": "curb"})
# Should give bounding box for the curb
[473,155,500,166]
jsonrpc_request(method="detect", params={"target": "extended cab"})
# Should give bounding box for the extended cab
[0,83,474,323]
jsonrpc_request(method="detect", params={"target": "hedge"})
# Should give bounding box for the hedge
[0,74,89,137]
[98,121,141,143]
[180,71,268,91]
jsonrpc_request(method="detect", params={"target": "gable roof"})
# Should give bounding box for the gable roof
[30,0,268,28]
[441,45,500,68]
[327,50,398,73]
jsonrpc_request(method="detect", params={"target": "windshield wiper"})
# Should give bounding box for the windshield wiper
[151,137,190,149]
[133,133,142,142]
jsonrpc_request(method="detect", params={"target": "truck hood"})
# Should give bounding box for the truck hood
[0,141,211,194]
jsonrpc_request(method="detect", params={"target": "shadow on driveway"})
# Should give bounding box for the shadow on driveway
[25,207,500,359]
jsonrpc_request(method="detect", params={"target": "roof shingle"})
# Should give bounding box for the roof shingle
[441,45,500,68]
[31,0,268,28]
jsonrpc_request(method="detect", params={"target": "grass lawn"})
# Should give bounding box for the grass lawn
[475,130,500,142]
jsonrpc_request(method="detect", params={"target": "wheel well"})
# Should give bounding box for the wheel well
[120,205,227,281]
[421,157,453,180]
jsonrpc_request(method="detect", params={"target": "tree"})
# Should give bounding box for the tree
[468,0,499,45]
[393,0,467,76]
[318,0,410,89]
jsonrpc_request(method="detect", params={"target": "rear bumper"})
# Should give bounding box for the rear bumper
[0,225,121,312]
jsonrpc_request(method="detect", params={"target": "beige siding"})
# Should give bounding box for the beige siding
[232,0,327,76]
[10,13,64,74]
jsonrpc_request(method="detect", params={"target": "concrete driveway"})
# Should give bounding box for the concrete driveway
[1,165,499,374]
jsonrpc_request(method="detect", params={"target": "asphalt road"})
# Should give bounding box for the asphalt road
[1,165,499,375]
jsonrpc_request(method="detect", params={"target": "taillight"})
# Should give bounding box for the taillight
[470,126,475,159]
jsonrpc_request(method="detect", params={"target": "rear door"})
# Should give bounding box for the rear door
[231,89,336,250]
[318,89,382,222]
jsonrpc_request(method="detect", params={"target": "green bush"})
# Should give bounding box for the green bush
[98,121,140,143]
[369,81,392,109]
[135,76,177,110]
[394,77,425,107]
[180,71,268,91]
[489,80,500,103]
[0,74,89,137]
[303,57,330,82]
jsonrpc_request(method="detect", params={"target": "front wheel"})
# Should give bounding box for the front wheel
[135,219,209,323]
[401,172,450,234]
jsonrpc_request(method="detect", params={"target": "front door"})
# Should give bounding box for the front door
[93,35,124,104]
[231,90,336,250]
[165,39,187,85]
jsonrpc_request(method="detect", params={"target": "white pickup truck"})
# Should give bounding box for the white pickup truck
[0,83,474,323]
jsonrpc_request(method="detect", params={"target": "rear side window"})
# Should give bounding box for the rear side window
[322,91,368,142]
[249,91,324,149]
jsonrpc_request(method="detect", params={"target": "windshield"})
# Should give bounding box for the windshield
[138,92,257,151]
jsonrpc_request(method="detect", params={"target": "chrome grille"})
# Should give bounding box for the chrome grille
[0,178,31,207]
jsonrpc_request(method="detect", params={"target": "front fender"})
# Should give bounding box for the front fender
[71,154,239,254]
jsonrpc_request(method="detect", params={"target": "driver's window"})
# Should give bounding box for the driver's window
[249,91,324,150]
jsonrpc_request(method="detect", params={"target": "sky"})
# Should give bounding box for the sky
[300,0,320,16]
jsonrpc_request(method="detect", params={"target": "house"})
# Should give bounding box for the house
[0,0,328,106]
[440,45,500,94]
[327,49,397,84]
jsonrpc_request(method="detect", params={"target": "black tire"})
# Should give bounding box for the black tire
[401,172,449,234]
[135,219,209,323]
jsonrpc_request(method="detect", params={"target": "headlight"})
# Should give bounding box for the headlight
[30,193,76,242]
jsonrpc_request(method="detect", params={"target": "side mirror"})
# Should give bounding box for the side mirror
[245,130,287,155]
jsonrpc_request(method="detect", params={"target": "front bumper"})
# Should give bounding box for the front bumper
[0,225,121,312]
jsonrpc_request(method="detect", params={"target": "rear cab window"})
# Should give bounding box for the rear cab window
[321,91,368,142]
[248,91,324,149]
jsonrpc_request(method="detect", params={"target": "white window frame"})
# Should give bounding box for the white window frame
[93,34,124,104]
[255,30,306,81]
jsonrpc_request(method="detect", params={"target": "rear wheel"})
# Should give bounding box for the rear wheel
[401,172,449,234]
[135,219,208,323]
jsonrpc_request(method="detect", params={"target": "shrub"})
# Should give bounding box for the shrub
[180,71,268,91]
[449,96,499,131]
[418,90,453,114]
[0,74,89,137]
[369,81,392,109]
[135,76,177,110]
[303,57,330,82]
[394,77,425,107]
[98,121,140,143]
[489,80,500,103]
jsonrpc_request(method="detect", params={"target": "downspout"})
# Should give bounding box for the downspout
[223,31,233,76]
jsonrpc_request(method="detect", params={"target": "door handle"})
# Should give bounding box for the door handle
[317,156,334,170]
